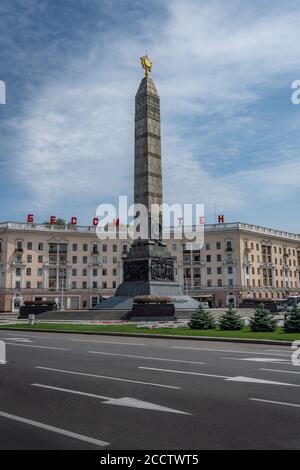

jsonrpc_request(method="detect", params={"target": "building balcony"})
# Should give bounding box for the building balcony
[226,246,233,252]
[15,247,23,253]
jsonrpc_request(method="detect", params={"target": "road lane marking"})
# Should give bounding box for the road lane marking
[226,376,298,386]
[139,367,229,379]
[89,350,205,365]
[261,368,300,375]
[5,343,69,351]
[140,367,299,387]
[32,384,189,414]
[0,410,110,447]
[222,357,290,363]
[70,339,146,346]
[250,398,300,409]
[35,366,180,389]
[171,346,290,357]
[1,337,32,343]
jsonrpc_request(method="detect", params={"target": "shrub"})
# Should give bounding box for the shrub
[189,305,216,330]
[250,304,277,332]
[284,305,300,333]
[219,306,244,330]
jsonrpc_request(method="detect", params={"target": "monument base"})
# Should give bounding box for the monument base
[94,239,199,315]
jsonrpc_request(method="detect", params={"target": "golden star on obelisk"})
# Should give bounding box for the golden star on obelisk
[140,55,152,77]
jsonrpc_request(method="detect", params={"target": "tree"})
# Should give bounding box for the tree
[189,304,216,330]
[219,305,244,331]
[250,304,277,332]
[284,305,300,333]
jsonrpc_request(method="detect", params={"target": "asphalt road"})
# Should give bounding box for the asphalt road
[0,331,299,449]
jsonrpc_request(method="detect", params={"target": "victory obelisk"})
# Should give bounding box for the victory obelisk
[95,57,199,314]
[134,55,163,241]
[115,55,182,298]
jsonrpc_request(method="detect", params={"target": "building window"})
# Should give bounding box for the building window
[113,244,118,252]
[228,266,233,274]
[172,244,177,251]
[217,254,222,262]
[102,281,107,289]
[92,244,98,254]
[92,281,98,289]
[72,256,77,264]
[216,242,221,250]
[15,268,21,276]
[93,268,98,277]
[72,281,77,289]
[26,268,31,276]
[102,268,107,276]
[113,268,117,276]
[122,244,128,253]
[207,267,212,275]
[72,268,77,276]
[27,255,32,263]
[103,244,107,252]
[82,281,87,289]
[102,256,107,264]
[83,244,88,252]
[37,281,42,289]
[82,268,87,276]
[15,281,21,288]
[206,243,211,250]
[228,279,233,286]
[27,242,32,250]
[26,281,31,289]
[16,240,23,250]
[217,267,222,275]
[206,255,211,262]
[207,280,212,287]
[112,281,116,289]
[113,257,118,264]
[38,255,43,263]
[82,256,87,264]
[37,268,43,276]
[38,243,43,251]
[217,279,222,287]
[72,244,77,251]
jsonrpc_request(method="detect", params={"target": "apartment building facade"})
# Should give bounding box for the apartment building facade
[0,221,299,312]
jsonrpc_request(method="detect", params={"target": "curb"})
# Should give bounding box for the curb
[0,326,293,346]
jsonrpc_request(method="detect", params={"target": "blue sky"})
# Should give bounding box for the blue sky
[0,0,300,232]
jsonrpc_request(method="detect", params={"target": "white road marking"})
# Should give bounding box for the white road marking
[226,376,298,386]
[139,367,229,379]
[171,346,290,357]
[261,368,300,375]
[250,398,300,409]
[32,383,111,400]
[0,410,109,447]
[89,350,205,365]
[1,337,32,343]
[5,343,69,351]
[140,367,299,387]
[32,384,189,414]
[222,357,290,363]
[70,339,146,346]
[35,366,180,389]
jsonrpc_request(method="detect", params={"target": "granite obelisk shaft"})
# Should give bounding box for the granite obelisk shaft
[134,76,163,240]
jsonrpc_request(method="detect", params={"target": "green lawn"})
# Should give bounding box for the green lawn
[0,323,299,341]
